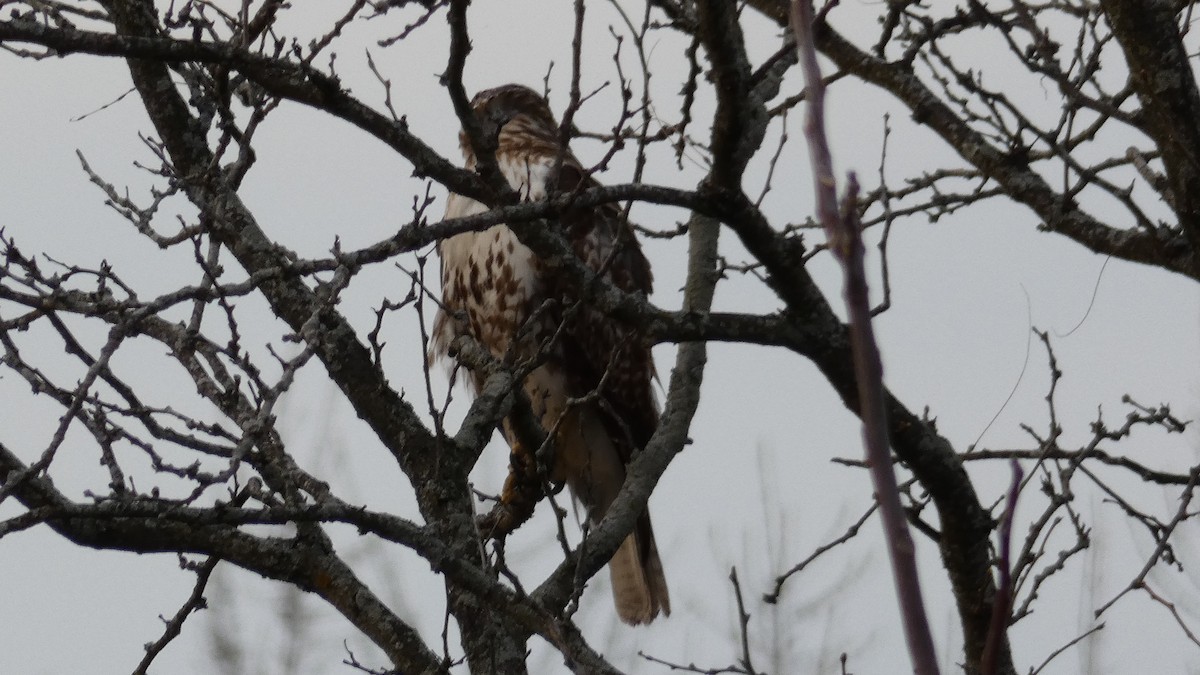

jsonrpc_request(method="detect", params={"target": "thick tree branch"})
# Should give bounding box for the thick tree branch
[1100,0,1200,275]
[91,1,526,671]
[647,3,1019,673]
[0,441,447,674]
[0,13,491,203]
[733,0,1197,280]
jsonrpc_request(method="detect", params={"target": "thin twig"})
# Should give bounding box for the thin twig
[132,556,220,675]
[765,501,878,603]
[1028,623,1104,675]
[729,568,759,675]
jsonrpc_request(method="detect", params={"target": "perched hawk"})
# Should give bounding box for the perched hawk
[430,84,669,624]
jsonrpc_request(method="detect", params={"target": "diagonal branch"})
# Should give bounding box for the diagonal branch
[132,556,220,675]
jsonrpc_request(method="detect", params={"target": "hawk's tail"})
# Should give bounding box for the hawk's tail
[609,512,670,625]
[545,400,671,624]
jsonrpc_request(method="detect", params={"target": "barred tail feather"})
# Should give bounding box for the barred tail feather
[609,515,670,625]
[547,401,670,624]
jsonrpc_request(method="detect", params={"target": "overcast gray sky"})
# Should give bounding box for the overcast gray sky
[2,2,1199,674]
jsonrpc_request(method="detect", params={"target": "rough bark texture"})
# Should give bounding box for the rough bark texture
[1101,0,1200,275]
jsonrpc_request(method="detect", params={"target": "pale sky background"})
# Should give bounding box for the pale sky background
[2,2,1199,674]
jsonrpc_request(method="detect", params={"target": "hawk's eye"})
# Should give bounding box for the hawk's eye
[468,104,509,148]
[487,108,511,128]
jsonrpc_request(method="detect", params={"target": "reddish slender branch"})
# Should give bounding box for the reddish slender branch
[791,2,939,674]
[983,461,1024,675]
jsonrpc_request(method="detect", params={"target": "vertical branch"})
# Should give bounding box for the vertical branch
[444,0,504,196]
[790,2,940,674]
[789,2,838,241]
[983,461,1024,675]
[555,0,586,184]
[729,567,761,675]
[1100,0,1200,269]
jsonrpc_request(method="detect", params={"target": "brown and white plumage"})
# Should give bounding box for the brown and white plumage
[430,84,669,624]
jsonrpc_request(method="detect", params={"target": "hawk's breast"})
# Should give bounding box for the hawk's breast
[434,193,544,361]
[432,149,561,364]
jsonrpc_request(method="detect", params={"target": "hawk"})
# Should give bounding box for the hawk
[430,84,670,624]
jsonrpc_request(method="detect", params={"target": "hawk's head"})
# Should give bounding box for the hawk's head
[459,84,559,161]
